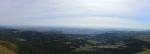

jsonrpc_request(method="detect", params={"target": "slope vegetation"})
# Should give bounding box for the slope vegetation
[0,41,17,54]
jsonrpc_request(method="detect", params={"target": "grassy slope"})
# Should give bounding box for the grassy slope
[136,35,150,54]
[0,41,17,54]
[137,49,150,54]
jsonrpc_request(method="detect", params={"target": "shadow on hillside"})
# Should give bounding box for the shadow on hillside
[105,39,150,54]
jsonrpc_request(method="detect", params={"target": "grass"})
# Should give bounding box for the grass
[137,49,150,54]
[0,41,17,54]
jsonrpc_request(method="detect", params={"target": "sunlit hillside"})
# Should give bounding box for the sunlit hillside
[137,49,150,54]
[0,41,17,54]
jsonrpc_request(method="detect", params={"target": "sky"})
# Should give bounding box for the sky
[0,0,150,29]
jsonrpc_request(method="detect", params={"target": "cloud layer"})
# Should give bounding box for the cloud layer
[0,0,150,29]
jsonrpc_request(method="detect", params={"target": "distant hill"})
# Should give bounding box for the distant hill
[1,25,149,34]
[136,35,150,42]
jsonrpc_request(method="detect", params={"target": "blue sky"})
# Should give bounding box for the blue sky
[0,0,150,29]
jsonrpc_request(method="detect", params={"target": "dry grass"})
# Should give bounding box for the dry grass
[0,41,17,54]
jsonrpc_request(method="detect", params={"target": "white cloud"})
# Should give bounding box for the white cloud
[0,0,149,29]
[0,0,146,17]
[9,0,143,17]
